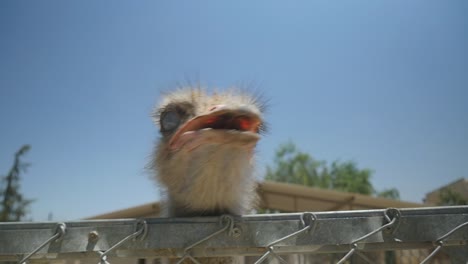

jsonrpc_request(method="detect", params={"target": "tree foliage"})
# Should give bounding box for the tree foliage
[265,142,400,199]
[0,145,33,222]
[438,188,467,206]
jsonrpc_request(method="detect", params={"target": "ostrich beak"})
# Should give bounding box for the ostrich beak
[168,107,262,151]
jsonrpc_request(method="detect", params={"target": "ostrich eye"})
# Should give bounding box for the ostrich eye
[161,110,181,132]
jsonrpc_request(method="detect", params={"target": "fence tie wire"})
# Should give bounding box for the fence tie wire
[255,212,318,264]
[176,215,236,264]
[98,219,147,264]
[337,208,401,264]
[1,206,466,263]
[420,220,468,264]
[18,222,66,264]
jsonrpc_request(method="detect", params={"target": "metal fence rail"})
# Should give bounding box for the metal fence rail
[0,206,467,263]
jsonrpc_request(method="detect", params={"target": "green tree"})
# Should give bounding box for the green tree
[266,142,329,187]
[265,142,400,198]
[438,188,466,206]
[0,145,33,222]
[376,188,401,200]
[329,160,373,195]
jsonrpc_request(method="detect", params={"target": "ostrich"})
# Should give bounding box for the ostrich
[151,88,266,218]
[149,88,266,263]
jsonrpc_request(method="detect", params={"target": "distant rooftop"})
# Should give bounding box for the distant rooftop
[424,178,468,205]
[90,181,424,219]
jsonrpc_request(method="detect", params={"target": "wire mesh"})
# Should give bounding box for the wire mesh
[0,206,467,264]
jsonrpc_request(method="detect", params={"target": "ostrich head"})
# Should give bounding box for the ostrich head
[151,88,266,217]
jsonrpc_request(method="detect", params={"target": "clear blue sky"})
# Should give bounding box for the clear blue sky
[1,1,467,221]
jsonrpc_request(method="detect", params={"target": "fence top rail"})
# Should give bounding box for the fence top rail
[2,205,466,227]
[0,206,467,262]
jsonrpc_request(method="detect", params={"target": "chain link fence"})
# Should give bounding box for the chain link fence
[1,206,467,264]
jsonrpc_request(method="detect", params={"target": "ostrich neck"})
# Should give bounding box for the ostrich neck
[161,145,257,217]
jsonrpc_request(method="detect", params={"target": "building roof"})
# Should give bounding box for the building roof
[424,178,468,205]
[90,181,424,219]
[425,178,468,196]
